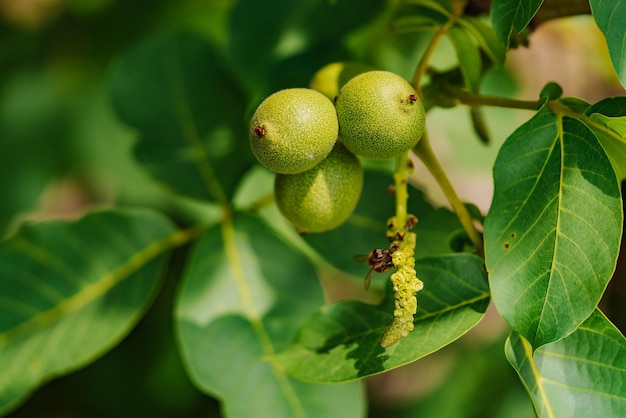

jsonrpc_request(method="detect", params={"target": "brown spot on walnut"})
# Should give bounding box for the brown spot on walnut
[254,125,266,138]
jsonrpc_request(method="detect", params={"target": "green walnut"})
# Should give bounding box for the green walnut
[275,143,363,233]
[250,88,338,174]
[335,70,425,160]
[309,61,375,101]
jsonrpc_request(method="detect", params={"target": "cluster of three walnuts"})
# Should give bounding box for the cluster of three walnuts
[250,68,426,233]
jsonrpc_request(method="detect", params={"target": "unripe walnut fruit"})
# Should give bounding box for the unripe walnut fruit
[250,88,338,174]
[309,61,375,101]
[335,71,425,159]
[274,143,363,233]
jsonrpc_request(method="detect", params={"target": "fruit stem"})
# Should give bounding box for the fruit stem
[413,133,484,257]
[454,90,541,110]
[411,0,465,93]
[381,151,423,348]
[242,192,276,212]
[393,152,411,225]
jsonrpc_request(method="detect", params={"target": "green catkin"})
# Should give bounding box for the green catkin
[381,225,423,348]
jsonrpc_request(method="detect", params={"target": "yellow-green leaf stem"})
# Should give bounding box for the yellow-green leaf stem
[381,152,423,348]
[411,0,466,93]
[454,89,541,111]
[407,0,483,257]
[413,133,484,256]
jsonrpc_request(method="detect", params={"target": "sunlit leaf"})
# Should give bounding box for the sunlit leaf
[506,310,626,417]
[490,0,543,46]
[484,106,623,349]
[585,96,626,180]
[0,209,177,414]
[111,31,251,205]
[590,0,626,88]
[273,253,489,382]
[175,214,363,418]
[304,171,463,278]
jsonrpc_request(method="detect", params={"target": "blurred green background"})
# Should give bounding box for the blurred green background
[1,0,623,417]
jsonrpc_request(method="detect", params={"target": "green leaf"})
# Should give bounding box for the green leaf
[490,0,543,46]
[539,81,563,101]
[304,171,463,278]
[484,106,623,349]
[585,97,626,180]
[392,15,446,32]
[393,0,451,32]
[0,209,177,414]
[556,96,591,114]
[506,310,626,417]
[111,30,251,205]
[273,253,489,382]
[590,0,626,88]
[592,114,626,137]
[175,214,363,418]
[228,0,384,91]
[447,26,482,92]
[470,106,491,144]
[0,74,70,233]
[458,16,506,64]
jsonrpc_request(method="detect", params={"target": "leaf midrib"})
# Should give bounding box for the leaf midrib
[221,220,307,418]
[0,229,187,348]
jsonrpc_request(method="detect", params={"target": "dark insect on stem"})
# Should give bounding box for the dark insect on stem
[354,247,396,290]
[405,215,418,230]
[389,231,405,242]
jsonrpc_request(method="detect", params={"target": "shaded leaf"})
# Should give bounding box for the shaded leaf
[506,310,626,417]
[458,16,506,64]
[175,214,363,418]
[0,209,177,414]
[539,81,563,101]
[484,106,623,349]
[228,0,384,91]
[0,75,71,234]
[392,15,446,32]
[304,171,463,278]
[393,0,450,32]
[590,0,626,88]
[470,106,491,144]
[585,97,626,180]
[490,0,543,46]
[556,96,591,114]
[447,26,482,92]
[111,30,251,204]
[273,253,489,382]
